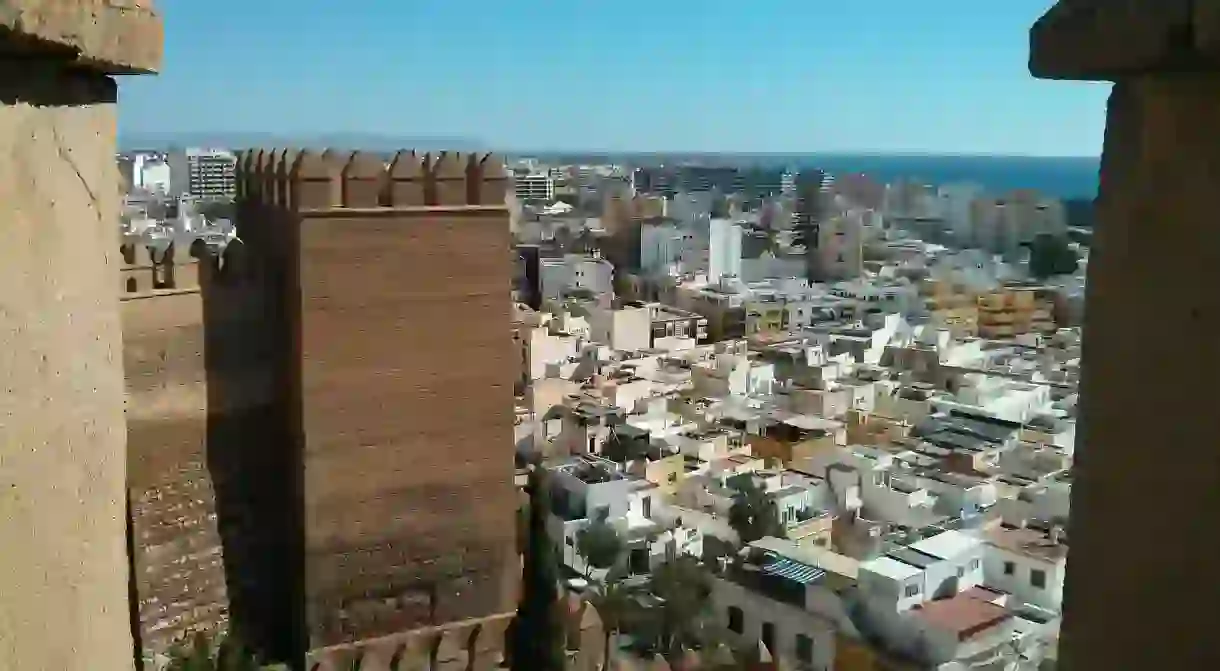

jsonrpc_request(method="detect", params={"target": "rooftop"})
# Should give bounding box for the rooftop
[985,524,1069,563]
[861,555,923,582]
[911,592,1012,642]
[750,536,860,580]
[908,530,981,561]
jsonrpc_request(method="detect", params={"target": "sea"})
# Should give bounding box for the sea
[530,153,1101,201]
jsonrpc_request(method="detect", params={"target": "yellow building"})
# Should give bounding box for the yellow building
[745,299,787,335]
[919,279,979,338]
[977,283,1057,339]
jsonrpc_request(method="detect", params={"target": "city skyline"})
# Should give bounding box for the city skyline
[121,0,1110,157]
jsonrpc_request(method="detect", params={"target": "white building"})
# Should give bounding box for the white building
[639,222,700,276]
[515,172,556,203]
[133,154,172,195]
[540,254,615,301]
[936,183,986,247]
[982,524,1068,614]
[708,218,743,284]
[546,455,689,577]
[170,148,237,200]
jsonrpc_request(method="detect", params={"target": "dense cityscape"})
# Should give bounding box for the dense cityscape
[12,2,1206,671]
[112,143,1085,670]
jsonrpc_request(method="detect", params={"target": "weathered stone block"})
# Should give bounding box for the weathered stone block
[0,0,163,73]
[0,60,132,671]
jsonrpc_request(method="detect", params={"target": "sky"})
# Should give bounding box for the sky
[120,0,1112,156]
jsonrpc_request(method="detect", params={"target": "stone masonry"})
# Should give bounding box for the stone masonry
[226,149,521,661]
[1032,2,1220,669]
[0,2,162,670]
[121,244,231,664]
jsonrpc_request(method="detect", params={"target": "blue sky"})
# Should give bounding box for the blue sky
[121,0,1111,156]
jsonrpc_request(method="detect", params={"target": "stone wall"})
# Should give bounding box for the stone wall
[121,244,230,663]
[230,148,520,657]
[1,2,162,665]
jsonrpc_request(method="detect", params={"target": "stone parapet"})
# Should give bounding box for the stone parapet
[1030,0,1220,80]
[0,0,163,73]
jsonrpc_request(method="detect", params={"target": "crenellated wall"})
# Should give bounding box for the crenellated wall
[227,148,520,658]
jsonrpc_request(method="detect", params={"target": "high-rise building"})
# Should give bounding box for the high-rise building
[795,170,833,280]
[170,148,238,199]
[513,172,555,202]
[708,218,743,283]
[971,191,1068,257]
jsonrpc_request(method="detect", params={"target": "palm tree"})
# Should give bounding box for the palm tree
[587,566,635,670]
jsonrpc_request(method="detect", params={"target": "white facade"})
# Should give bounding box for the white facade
[515,173,556,202]
[588,305,652,353]
[133,154,172,194]
[640,222,699,276]
[707,218,743,284]
[171,148,237,200]
[540,255,614,300]
[982,526,1067,613]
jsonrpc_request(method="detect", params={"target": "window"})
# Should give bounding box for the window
[642,496,652,518]
[904,583,921,598]
[969,559,980,571]
[1031,569,1047,589]
[1003,561,1016,576]
[727,606,744,634]
[566,537,574,546]
[795,634,813,663]
[761,622,776,653]
[668,472,678,484]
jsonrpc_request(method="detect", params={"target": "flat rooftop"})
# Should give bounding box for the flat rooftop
[985,524,1069,563]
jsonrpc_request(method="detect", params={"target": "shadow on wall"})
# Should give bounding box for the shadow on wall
[195,211,303,661]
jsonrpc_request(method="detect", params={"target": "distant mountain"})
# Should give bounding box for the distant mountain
[119,131,488,153]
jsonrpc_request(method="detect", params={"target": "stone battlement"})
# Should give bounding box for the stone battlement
[235,148,509,210]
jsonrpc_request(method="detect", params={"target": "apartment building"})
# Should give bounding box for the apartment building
[977,284,1058,340]
[919,279,980,339]
[169,148,238,199]
[514,172,556,202]
[970,191,1068,258]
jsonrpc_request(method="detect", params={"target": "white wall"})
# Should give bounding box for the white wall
[541,255,614,300]
[708,218,743,284]
[712,577,843,669]
[982,545,1065,613]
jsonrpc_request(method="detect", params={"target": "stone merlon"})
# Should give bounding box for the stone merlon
[1030,0,1220,80]
[0,0,163,73]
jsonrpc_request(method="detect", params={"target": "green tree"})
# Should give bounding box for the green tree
[1028,233,1080,279]
[726,475,785,545]
[600,426,649,464]
[510,466,567,671]
[576,508,624,578]
[588,566,636,669]
[643,556,716,657]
